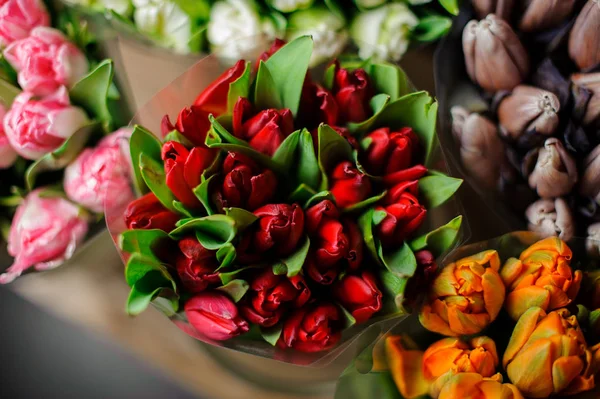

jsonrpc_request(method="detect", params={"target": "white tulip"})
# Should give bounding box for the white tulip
[287,6,348,67]
[132,0,192,53]
[351,3,418,62]
[268,0,314,13]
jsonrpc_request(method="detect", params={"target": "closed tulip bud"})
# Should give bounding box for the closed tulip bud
[175,237,219,294]
[497,86,560,140]
[451,107,505,189]
[526,198,574,242]
[161,106,211,147]
[501,237,582,320]
[438,373,524,399]
[572,73,600,127]
[194,60,246,116]
[569,0,600,71]
[333,271,382,323]
[503,307,596,397]
[519,0,576,32]
[124,193,179,232]
[581,144,600,203]
[184,291,250,341]
[330,161,372,209]
[463,14,529,92]
[278,302,342,353]
[419,250,505,337]
[332,62,374,123]
[586,223,600,259]
[252,203,305,257]
[527,138,577,198]
[471,0,514,20]
[377,180,426,247]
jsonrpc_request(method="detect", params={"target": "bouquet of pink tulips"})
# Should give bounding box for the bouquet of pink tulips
[0,0,132,283]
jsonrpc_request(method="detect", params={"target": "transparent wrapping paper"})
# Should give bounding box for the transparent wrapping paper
[105,46,468,366]
[334,230,600,399]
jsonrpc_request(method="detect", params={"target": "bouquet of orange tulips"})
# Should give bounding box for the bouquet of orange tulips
[336,232,600,399]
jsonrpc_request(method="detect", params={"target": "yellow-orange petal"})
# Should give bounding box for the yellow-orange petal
[459,250,501,271]
[546,284,574,310]
[567,270,583,302]
[420,304,457,336]
[503,307,547,367]
[506,338,554,398]
[552,355,585,394]
[505,286,550,320]
[432,264,459,296]
[471,336,500,368]
[500,258,523,288]
[385,336,429,399]
[423,338,465,379]
[520,236,572,260]
[482,268,506,321]
[448,306,490,336]
[479,379,525,399]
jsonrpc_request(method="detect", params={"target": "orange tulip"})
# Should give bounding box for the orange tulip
[503,307,596,398]
[500,237,582,320]
[438,373,524,399]
[385,336,430,399]
[419,250,505,336]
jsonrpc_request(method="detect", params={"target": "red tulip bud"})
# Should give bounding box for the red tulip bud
[363,127,420,176]
[278,302,342,353]
[298,82,339,129]
[253,203,305,256]
[334,271,382,323]
[176,237,219,294]
[124,192,179,232]
[194,59,246,115]
[240,268,310,327]
[377,180,426,246]
[332,62,373,123]
[161,105,211,147]
[232,97,295,156]
[185,291,249,341]
[330,161,372,209]
[217,152,277,211]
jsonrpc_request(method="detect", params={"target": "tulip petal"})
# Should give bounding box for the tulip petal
[448,306,490,336]
[431,264,459,296]
[482,268,506,321]
[505,286,550,320]
[504,307,547,367]
[545,284,573,310]
[385,336,430,399]
[552,355,584,394]
[520,236,572,260]
[506,338,554,398]
[419,305,457,336]
[500,258,523,288]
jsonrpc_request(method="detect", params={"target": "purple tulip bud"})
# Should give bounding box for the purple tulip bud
[471,0,515,20]
[569,0,600,70]
[572,73,600,127]
[526,198,574,242]
[519,0,576,32]
[580,144,600,203]
[527,138,577,198]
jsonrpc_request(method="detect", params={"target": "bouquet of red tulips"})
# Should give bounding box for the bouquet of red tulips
[115,36,464,361]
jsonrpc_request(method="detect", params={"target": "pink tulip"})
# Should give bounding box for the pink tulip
[3,86,89,160]
[64,128,134,213]
[1,189,89,284]
[0,0,50,48]
[4,27,89,96]
[184,291,249,341]
[0,104,18,169]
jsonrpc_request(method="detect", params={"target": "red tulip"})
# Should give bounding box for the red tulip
[377,180,427,246]
[194,59,246,115]
[306,253,340,285]
[363,127,420,176]
[216,152,277,211]
[278,302,342,353]
[232,97,295,156]
[299,81,339,129]
[162,141,215,209]
[334,271,382,323]
[405,250,439,309]
[306,200,347,267]
[252,203,305,256]
[330,161,372,209]
[184,291,249,341]
[176,237,219,294]
[161,106,212,147]
[332,62,373,123]
[240,268,310,327]
[124,192,179,232]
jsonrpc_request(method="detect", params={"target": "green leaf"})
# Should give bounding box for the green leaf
[254,61,283,110]
[412,15,453,42]
[119,229,171,260]
[124,253,176,289]
[164,130,193,147]
[272,130,300,173]
[410,216,463,257]
[0,78,21,106]
[296,129,321,190]
[368,63,412,101]
[372,92,439,166]
[130,125,163,195]
[347,94,391,136]
[228,61,252,113]
[358,209,382,267]
[288,183,317,204]
[220,266,261,285]
[338,303,357,329]
[273,236,311,278]
[217,279,249,303]
[127,271,178,316]
[304,191,335,209]
[224,207,259,231]
[379,270,410,315]
[264,36,313,116]
[318,124,353,190]
[343,190,387,214]
[335,367,403,399]
[260,324,283,347]
[69,59,114,130]
[379,242,418,278]
[438,0,459,15]
[216,243,237,271]
[25,122,100,191]
[193,174,218,216]
[172,201,193,218]
[208,115,249,147]
[323,62,336,91]
[139,153,177,212]
[170,214,237,250]
[418,174,463,208]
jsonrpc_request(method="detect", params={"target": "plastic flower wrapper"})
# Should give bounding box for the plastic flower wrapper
[0,4,133,282]
[106,36,466,364]
[335,231,600,399]
[435,2,600,246]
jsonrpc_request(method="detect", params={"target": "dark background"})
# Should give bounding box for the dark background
[0,287,200,398]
